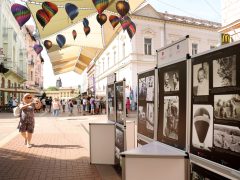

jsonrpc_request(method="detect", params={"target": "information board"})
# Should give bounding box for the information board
[138,69,155,139]
[157,61,187,150]
[107,84,116,122]
[116,81,125,125]
[190,43,240,171]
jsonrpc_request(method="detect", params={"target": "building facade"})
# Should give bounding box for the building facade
[220,0,240,41]
[85,4,220,101]
[0,0,43,106]
[45,87,79,100]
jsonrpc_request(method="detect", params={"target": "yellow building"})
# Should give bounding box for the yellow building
[45,87,79,100]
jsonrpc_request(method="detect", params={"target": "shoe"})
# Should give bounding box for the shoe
[27,144,32,148]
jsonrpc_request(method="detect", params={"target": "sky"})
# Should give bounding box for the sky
[16,0,222,88]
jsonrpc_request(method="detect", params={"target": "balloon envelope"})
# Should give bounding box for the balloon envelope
[96,13,107,26]
[56,34,66,49]
[42,2,58,19]
[65,3,79,21]
[83,18,89,27]
[109,15,120,29]
[72,30,77,40]
[33,44,43,55]
[116,1,130,17]
[127,22,136,39]
[84,26,91,36]
[11,4,31,28]
[120,16,131,31]
[92,0,109,15]
[44,40,52,50]
[36,9,50,28]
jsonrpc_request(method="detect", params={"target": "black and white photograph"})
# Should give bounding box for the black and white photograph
[192,105,213,151]
[146,103,154,131]
[214,94,240,120]
[115,127,124,152]
[213,55,236,87]
[163,71,179,92]
[193,62,209,96]
[138,105,146,122]
[107,85,115,121]
[139,77,147,100]
[214,124,240,153]
[146,75,154,101]
[163,96,179,140]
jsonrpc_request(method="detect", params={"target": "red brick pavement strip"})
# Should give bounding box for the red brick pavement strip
[0,118,102,180]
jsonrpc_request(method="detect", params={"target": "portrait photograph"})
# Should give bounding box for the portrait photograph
[163,71,180,92]
[213,55,236,88]
[163,96,179,140]
[146,75,154,101]
[138,105,146,122]
[214,124,240,153]
[193,62,209,96]
[139,77,147,100]
[192,105,213,151]
[146,103,154,131]
[214,94,240,121]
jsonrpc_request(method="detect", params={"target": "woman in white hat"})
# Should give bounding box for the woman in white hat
[18,93,41,148]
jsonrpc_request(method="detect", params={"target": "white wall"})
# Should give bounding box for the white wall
[222,0,240,26]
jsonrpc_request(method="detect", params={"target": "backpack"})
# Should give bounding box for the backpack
[13,106,21,117]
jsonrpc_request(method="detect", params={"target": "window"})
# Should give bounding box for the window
[107,56,109,68]
[144,38,152,55]
[113,51,116,64]
[102,61,104,72]
[192,43,198,55]
[122,43,125,58]
[31,71,33,81]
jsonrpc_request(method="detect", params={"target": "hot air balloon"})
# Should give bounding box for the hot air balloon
[44,40,52,50]
[72,30,77,40]
[120,16,131,31]
[116,1,130,17]
[42,2,58,19]
[11,4,31,29]
[33,44,43,55]
[36,9,50,29]
[65,3,79,22]
[96,13,107,27]
[127,22,136,39]
[84,26,91,36]
[92,0,109,15]
[83,18,89,27]
[56,34,66,49]
[109,15,120,29]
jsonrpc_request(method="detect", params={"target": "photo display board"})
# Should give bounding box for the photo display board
[115,125,124,160]
[107,84,116,122]
[138,70,155,139]
[157,61,187,150]
[116,81,125,125]
[190,44,240,171]
[191,164,230,180]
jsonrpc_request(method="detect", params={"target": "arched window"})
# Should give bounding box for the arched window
[8,80,11,88]
[1,77,5,88]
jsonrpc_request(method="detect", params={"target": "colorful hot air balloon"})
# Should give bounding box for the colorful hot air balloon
[83,18,89,27]
[44,40,52,50]
[92,0,109,15]
[120,16,131,31]
[42,2,58,19]
[65,3,79,22]
[11,4,31,29]
[127,22,136,39]
[84,26,91,36]
[109,15,120,29]
[72,30,77,40]
[36,9,51,29]
[116,1,130,17]
[33,44,43,55]
[96,13,107,27]
[56,34,66,49]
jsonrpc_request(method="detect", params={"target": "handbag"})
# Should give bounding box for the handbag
[13,106,21,117]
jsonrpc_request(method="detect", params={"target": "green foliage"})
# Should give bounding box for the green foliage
[46,86,59,91]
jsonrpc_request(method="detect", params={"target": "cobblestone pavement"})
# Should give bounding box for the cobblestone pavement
[0,113,120,180]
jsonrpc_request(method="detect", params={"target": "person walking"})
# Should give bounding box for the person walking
[62,99,66,112]
[12,96,18,109]
[126,97,130,117]
[68,99,74,115]
[52,98,61,117]
[76,98,81,113]
[18,93,41,148]
[49,97,53,113]
[41,98,46,112]
[90,96,95,115]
